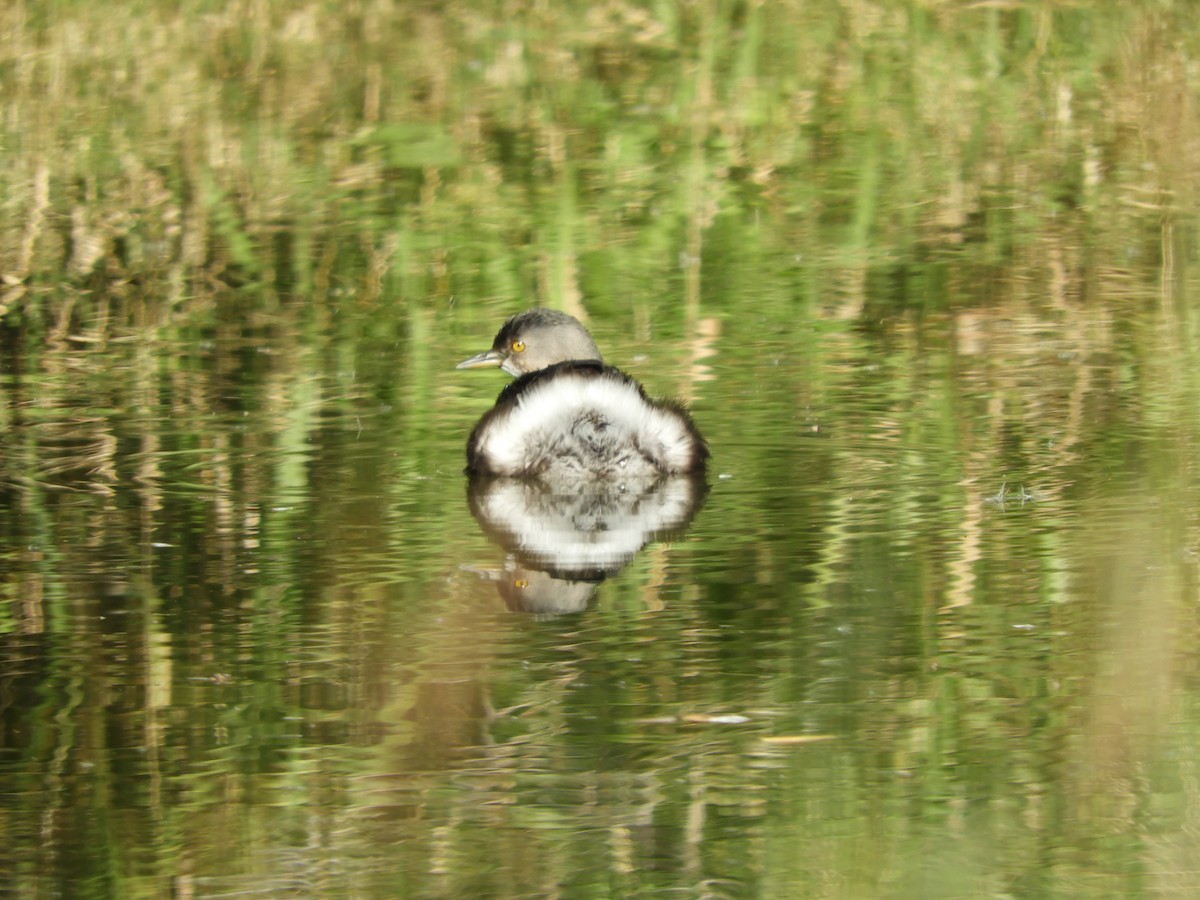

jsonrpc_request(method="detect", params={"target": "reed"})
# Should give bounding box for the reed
[0,1,1193,336]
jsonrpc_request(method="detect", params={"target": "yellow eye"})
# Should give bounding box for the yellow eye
[514,578,528,589]
[511,339,526,353]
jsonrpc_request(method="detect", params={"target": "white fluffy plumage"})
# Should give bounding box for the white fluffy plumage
[473,369,699,479]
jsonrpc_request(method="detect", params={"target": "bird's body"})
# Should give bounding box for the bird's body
[458,310,707,479]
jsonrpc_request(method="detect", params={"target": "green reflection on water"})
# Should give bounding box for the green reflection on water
[4,1,1200,898]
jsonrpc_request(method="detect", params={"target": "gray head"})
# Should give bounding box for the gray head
[457,308,604,376]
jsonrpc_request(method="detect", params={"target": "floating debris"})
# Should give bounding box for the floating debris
[761,735,836,746]
[682,713,751,725]
[984,480,1043,508]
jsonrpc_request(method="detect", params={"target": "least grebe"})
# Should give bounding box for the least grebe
[457,309,708,479]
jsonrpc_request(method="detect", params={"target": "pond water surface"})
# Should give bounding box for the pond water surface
[6,291,1200,898]
[5,3,1200,899]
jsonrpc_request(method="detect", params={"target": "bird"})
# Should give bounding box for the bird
[457,308,708,480]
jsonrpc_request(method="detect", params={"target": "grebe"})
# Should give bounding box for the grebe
[457,309,707,479]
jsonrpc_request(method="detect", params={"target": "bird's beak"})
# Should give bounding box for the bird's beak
[456,349,504,370]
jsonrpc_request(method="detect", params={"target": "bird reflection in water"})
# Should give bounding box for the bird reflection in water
[463,474,707,616]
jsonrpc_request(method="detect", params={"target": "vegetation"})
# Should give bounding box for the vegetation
[1,1,1195,330]
[4,1,1200,897]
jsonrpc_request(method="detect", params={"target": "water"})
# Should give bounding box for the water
[6,3,1200,897]
[6,297,1200,897]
